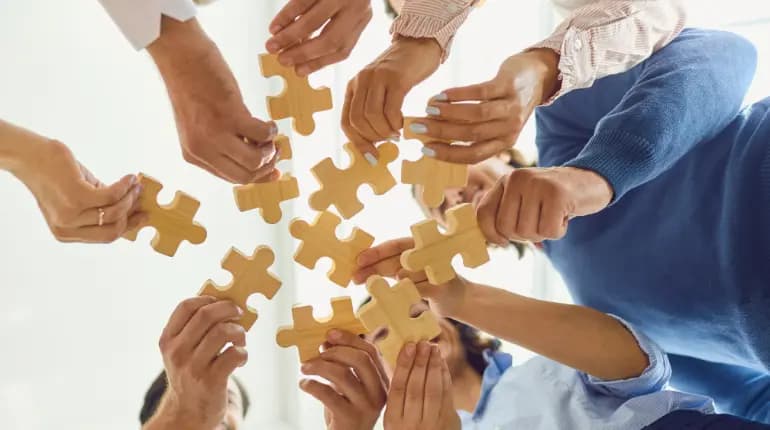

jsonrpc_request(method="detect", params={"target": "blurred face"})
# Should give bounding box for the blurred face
[217,378,245,430]
[365,301,467,379]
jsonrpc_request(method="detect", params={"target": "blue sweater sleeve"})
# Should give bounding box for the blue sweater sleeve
[564,29,757,201]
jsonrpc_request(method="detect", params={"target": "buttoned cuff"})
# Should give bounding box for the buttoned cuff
[99,0,198,50]
[529,27,595,105]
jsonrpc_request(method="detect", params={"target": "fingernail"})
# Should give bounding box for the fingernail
[269,123,278,137]
[388,132,401,142]
[296,66,309,76]
[405,343,416,357]
[409,123,428,134]
[236,306,244,315]
[432,92,448,102]
[426,106,441,116]
[421,147,437,158]
[269,25,281,34]
[327,329,342,341]
[301,363,310,372]
[299,379,310,389]
[364,153,378,166]
[266,40,279,52]
[129,175,137,185]
[133,186,142,196]
[278,56,293,67]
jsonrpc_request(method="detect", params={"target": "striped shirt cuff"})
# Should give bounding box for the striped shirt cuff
[391,0,476,62]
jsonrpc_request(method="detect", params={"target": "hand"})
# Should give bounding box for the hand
[383,342,460,430]
[344,37,443,157]
[266,0,373,76]
[153,297,248,430]
[148,18,279,184]
[299,329,388,430]
[10,138,144,243]
[478,166,614,244]
[355,238,470,318]
[409,48,560,164]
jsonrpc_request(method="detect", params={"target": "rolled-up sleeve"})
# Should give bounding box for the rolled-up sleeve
[580,315,671,399]
[99,0,204,50]
[531,0,686,103]
[391,0,479,61]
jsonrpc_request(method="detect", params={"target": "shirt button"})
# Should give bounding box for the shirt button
[574,38,583,51]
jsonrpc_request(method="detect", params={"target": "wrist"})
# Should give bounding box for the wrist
[520,48,561,105]
[145,391,208,430]
[0,120,53,177]
[147,17,217,92]
[387,36,442,74]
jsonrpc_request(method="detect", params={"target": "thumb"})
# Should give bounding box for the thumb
[84,174,137,208]
[237,116,278,144]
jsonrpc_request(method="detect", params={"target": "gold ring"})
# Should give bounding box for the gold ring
[98,208,105,227]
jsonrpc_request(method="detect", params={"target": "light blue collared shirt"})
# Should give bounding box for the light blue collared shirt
[458,317,715,430]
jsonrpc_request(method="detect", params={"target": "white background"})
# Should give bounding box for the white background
[0,1,768,429]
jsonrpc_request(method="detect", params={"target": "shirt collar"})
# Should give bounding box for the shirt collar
[472,350,513,419]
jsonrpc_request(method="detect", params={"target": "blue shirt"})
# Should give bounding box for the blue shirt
[458,317,713,430]
[535,29,770,421]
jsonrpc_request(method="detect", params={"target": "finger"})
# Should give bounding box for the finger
[77,184,141,227]
[176,301,244,356]
[342,78,378,158]
[280,8,354,73]
[438,357,454,417]
[237,117,278,144]
[514,188,543,242]
[211,345,248,382]
[476,178,508,245]
[426,99,512,124]
[191,322,247,373]
[403,342,431,423]
[66,218,129,243]
[424,138,512,164]
[299,379,351,416]
[353,255,404,284]
[539,197,569,240]
[326,329,389,390]
[386,343,417,420]
[383,85,407,135]
[320,345,386,406]
[83,174,137,208]
[497,175,524,241]
[125,211,149,232]
[268,0,315,35]
[357,238,416,267]
[421,346,444,425]
[221,136,275,174]
[296,48,350,77]
[408,118,512,144]
[364,79,394,138]
[294,11,369,76]
[301,359,370,410]
[271,2,338,65]
[437,80,507,103]
[162,296,218,339]
[349,72,382,143]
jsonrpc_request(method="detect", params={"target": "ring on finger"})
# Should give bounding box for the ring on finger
[98,208,105,227]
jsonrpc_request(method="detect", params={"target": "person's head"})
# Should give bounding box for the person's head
[385,0,401,17]
[413,149,535,257]
[361,298,501,379]
[139,371,251,430]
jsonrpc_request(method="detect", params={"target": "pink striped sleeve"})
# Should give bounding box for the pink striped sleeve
[391,0,478,61]
[530,0,687,104]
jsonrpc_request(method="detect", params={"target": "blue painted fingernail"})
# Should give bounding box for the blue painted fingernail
[389,132,401,141]
[426,106,441,116]
[432,92,448,101]
[421,147,437,158]
[409,123,428,134]
[364,153,378,166]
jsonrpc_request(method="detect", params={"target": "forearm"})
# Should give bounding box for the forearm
[0,120,50,176]
[452,282,648,380]
[143,393,208,430]
[391,0,477,61]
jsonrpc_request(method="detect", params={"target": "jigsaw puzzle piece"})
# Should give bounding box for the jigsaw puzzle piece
[309,142,399,219]
[123,173,207,257]
[275,134,292,162]
[400,204,490,285]
[233,175,299,224]
[289,211,374,287]
[357,276,441,367]
[276,297,368,362]
[198,246,282,330]
[259,53,332,136]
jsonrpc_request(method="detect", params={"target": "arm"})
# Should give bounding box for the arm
[98,0,200,50]
[564,29,758,201]
[531,0,686,102]
[391,0,479,62]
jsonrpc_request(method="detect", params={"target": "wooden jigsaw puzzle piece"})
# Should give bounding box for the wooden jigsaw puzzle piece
[198,246,282,330]
[275,134,292,162]
[259,53,332,136]
[233,175,299,224]
[401,204,490,285]
[123,174,207,257]
[309,142,399,219]
[289,211,374,287]
[357,277,441,367]
[401,117,469,208]
[276,297,368,362]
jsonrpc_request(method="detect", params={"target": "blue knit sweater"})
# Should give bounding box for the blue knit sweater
[536,28,770,421]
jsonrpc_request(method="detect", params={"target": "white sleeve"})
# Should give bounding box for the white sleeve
[99,0,199,50]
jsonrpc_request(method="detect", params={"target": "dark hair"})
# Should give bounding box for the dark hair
[359,296,501,377]
[384,0,397,18]
[139,371,251,425]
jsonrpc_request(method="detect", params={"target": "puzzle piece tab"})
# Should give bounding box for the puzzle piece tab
[260,53,332,136]
[289,211,374,287]
[357,276,441,367]
[309,142,399,219]
[233,175,299,224]
[401,117,468,208]
[123,174,207,256]
[275,134,292,162]
[401,203,489,285]
[199,246,282,330]
[276,297,368,362]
